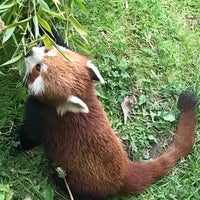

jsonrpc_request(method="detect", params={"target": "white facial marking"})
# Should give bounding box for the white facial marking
[41,63,48,72]
[87,60,105,84]
[23,47,49,83]
[46,48,58,57]
[24,47,45,82]
[28,76,45,95]
[25,47,45,72]
[56,96,89,116]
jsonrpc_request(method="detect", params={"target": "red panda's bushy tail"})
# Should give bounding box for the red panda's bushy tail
[121,90,198,194]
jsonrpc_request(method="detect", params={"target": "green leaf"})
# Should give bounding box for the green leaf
[44,10,66,20]
[28,36,46,47]
[138,94,147,105]
[0,53,23,67]
[163,112,175,122]
[72,37,89,53]
[68,16,87,38]
[21,34,26,54]
[0,194,5,200]
[0,9,8,14]
[0,184,13,200]
[38,0,50,11]
[38,0,65,19]
[6,17,31,29]
[46,35,71,61]
[0,184,9,192]
[43,35,53,49]
[0,3,15,10]
[42,185,54,200]
[16,57,24,75]
[37,15,52,35]
[33,15,39,38]
[2,27,15,44]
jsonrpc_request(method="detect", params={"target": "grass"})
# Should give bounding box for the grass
[0,0,200,199]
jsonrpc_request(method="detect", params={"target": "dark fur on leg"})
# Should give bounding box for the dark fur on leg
[18,96,46,150]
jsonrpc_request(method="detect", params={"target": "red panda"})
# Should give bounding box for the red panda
[20,45,198,199]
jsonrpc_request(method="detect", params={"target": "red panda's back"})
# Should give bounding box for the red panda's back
[43,95,129,198]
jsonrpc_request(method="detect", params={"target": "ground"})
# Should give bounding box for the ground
[0,0,200,199]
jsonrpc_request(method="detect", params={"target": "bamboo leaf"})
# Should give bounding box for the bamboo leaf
[68,16,87,38]
[16,56,24,76]
[0,3,15,10]
[28,36,45,47]
[38,0,50,11]
[0,10,8,14]
[2,27,15,44]
[21,35,26,55]
[72,37,89,53]
[52,0,63,15]
[0,0,89,72]
[38,0,65,19]
[43,35,53,49]
[44,10,66,19]
[37,15,52,35]
[0,53,23,67]
[46,35,71,61]
[6,18,31,29]
[33,15,39,38]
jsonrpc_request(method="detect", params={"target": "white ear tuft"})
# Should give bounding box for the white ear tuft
[87,60,105,84]
[56,96,89,116]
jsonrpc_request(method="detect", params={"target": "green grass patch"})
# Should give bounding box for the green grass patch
[0,0,200,199]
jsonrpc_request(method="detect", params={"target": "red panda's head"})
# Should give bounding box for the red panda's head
[24,46,104,115]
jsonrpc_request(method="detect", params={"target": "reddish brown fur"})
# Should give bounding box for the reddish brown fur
[28,48,91,106]
[27,47,198,199]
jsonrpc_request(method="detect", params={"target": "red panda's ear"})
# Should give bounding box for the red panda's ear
[87,60,105,84]
[56,96,89,116]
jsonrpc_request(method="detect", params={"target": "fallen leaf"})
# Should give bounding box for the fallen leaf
[121,95,136,124]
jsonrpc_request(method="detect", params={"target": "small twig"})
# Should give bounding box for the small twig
[56,167,74,200]
[63,177,74,200]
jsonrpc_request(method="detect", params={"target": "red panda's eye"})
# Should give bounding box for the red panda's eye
[35,63,41,72]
